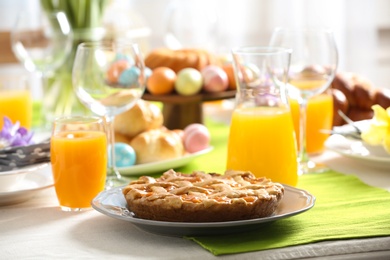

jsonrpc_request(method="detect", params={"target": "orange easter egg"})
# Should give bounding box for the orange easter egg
[222,63,237,90]
[147,67,177,95]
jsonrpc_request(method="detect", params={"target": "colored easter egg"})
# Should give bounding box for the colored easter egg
[113,142,136,167]
[201,65,229,93]
[115,53,133,64]
[221,63,237,90]
[106,60,130,84]
[119,66,140,86]
[175,68,203,96]
[147,67,176,95]
[183,123,210,153]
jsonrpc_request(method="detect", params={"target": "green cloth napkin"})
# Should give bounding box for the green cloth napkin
[186,171,390,256]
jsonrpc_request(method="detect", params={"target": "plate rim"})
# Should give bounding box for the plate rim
[118,146,213,176]
[91,184,315,231]
[0,167,53,196]
[0,162,50,176]
[325,134,390,164]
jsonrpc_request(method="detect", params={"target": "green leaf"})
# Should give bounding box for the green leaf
[40,0,54,12]
[68,0,86,29]
[40,0,109,32]
[58,0,75,28]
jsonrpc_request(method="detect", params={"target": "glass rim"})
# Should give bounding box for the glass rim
[231,46,292,56]
[53,115,104,124]
[77,41,139,51]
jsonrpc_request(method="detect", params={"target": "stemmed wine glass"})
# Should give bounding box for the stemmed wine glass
[72,41,146,188]
[270,28,338,174]
[11,9,73,125]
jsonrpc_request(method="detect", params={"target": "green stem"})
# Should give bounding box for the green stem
[38,0,108,126]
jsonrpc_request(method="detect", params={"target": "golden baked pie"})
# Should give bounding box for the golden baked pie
[122,169,284,222]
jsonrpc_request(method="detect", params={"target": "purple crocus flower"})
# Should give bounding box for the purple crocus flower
[0,117,34,148]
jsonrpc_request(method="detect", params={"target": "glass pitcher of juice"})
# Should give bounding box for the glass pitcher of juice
[226,46,298,186]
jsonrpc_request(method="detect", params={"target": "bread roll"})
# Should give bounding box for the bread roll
[114,131,133,144]
[331,73,355,106]
[130,129,184,164]
[330,72,389,125]
[373,88,390,109]
[352,83,375,110]
[114,100,163,139]
[348,107,374,122]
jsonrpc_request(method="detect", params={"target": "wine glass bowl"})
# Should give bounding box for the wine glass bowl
[72,42,146,188]
[11,11,73,74]
[272,28,338,98]
[270,28,338,174]
[288,65,334,98]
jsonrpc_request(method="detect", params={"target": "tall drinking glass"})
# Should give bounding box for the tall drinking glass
[51,116,107,211]
[226,47,298,186]
[270,28,338,174]
[0,75,32,129]
[72,42,145,188]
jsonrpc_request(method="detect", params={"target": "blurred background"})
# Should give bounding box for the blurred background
[0,0,389,97]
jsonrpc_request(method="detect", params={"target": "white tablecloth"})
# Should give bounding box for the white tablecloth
[1,150,390,260]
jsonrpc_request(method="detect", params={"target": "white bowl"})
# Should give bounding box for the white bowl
[0,163,49,192]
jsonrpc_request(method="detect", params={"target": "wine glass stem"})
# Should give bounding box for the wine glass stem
[37,71,51,129]
[298,99,310,165]
[104,115,122,181]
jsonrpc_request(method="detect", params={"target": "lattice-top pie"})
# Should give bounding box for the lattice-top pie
[122,169,284,222]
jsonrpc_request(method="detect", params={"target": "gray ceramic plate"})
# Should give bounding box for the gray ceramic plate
[91,185,315,237]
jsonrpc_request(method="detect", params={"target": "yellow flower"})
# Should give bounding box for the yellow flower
[361,105,390,153]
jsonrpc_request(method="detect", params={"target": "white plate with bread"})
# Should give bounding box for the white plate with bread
[118,146,213,175]
[114,99,214,176]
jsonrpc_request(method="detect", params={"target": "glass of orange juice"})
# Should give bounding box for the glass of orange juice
[227,47,298,186]
[0,75,32,129]
[289,90,333,154]
[50,116,107,211]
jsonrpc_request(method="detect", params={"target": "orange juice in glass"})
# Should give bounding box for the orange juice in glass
[0,76,32,129]
[289,85,333,154]
[227,107,298,186]
[51,116,107,211]
[227,46,298,186]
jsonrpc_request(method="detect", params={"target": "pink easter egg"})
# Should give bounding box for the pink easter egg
[183,123,210,153]
[201,65,229,93]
